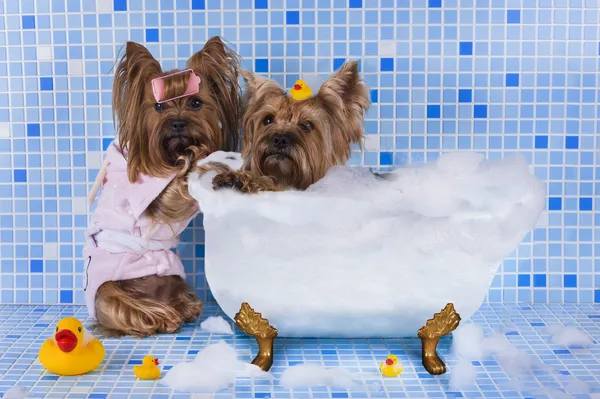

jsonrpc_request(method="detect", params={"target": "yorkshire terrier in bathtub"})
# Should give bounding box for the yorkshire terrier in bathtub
[195,61,461,376]
[84,37,241,337]
[199,60,370,192]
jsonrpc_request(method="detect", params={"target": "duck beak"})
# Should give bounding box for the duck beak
[294,84,302,90]
[55,329,78,353]
[385,358,394,365]
[154,358,159,365]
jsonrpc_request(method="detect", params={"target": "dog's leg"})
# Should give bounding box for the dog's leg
[212,170,283,193]
[94,277,184,337]
[417,303,461,375]
[170,277,203,323]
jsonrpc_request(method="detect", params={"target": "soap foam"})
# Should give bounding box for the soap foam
[160,341,270,392]
[200,316,234,335]
[545,325,594,348]
[279,364,357,389]
[1,386,29,398]
[189,151,545,338]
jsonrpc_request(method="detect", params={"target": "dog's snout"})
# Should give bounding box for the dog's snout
[272,134,292,150]
[171,120,187,133]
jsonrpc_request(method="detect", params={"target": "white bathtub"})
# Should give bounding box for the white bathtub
[188,152,544,338]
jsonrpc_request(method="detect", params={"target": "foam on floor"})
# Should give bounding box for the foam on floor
[279,364,357,389]
[188,152,544,338]
[200,316,234,335]
[160,341,270,392]
[545,325,594,348]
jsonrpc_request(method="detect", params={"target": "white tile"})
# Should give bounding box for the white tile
[0,123,10,137]
[87,152,104,169]
[68,60,84,75]
[72,198,88,214]
[379,41,396,56]
[363,135,380,151]
[96,0,113,12]
[68,387,90,394]
[43,244,58,258]
[37,46,53,60]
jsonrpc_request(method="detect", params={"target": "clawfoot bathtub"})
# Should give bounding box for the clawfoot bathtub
[188,151,545,373]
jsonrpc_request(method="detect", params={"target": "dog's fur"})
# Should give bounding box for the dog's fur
[95,37,241,337]
[199,61,370,192]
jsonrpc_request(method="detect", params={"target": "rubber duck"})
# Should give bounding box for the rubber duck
[380,354,403,377]
[134,355,161,380]
[290,80,312,101]
[39,317,105,376]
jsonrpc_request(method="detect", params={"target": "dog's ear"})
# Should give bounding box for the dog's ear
[187,37,242,151]
[317,61,370,144]
[242,70,285,105]
[113,41,162,182]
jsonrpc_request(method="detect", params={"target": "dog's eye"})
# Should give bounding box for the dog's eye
[263,115,274,126]
[189,98,203,110]
[299,121,314,133]
[154,103,164,112]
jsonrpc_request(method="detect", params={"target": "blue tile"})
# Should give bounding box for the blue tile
[458,89,472,102]
[518,274,531,287]
[380,152,392,165]
[429,0,441,7]
[255,0,268,8]
[255,59,268,72]
[370,89,378,103]
[27,123,41,137]
[507,10,520,23]
[333,58,345,70]
[533,274,546,287]
[13,169,27,182]
[22,16,36,29]
[146,29,159,42]
[40,77,53,91]
[548,197,562,210]
[564,275,577,288]
[474,105,487,118]
[595,290,600,303]
[59,290,73,303]
[349,0,362,8]
[565,136,579,149]
[459,42,473,55]
[30,259,43,273]
[114,0,127,11]
[380,58,393,71]
[535,135,548,149]
[192,0,206,8]
[579,198,592,211]
[506,73,519,87]
[286,11,300,24]
[427,105,440,118]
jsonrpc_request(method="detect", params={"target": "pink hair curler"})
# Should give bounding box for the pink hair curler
[151,69,201,103]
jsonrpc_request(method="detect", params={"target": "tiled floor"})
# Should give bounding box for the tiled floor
[0,303,598,399]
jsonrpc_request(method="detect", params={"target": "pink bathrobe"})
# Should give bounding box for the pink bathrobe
[83,140,198,319]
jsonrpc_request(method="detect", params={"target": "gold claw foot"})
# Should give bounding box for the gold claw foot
[417,303,461,375]
[234,302,278,372]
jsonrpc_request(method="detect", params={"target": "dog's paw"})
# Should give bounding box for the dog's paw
[212,172,245,191]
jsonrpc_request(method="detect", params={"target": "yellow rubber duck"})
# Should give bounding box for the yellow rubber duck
[290,80,312,101]
[380,354,403,377]
[134,355,161,380]
[39,317,105,376]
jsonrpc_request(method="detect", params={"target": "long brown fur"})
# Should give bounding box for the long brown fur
[201,61,370,193]
[95,37,241,337]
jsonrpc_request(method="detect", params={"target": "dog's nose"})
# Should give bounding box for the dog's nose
[272,134,291,150]
[171,120,187,133]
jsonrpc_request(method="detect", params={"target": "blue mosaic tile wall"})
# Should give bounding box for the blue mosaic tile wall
[0,0,598,306]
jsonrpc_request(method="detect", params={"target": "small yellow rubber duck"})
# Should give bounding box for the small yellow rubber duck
[290,80,312,101]
[380,354,403,377]
[39,317,105,376]
[134,355,161,380]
